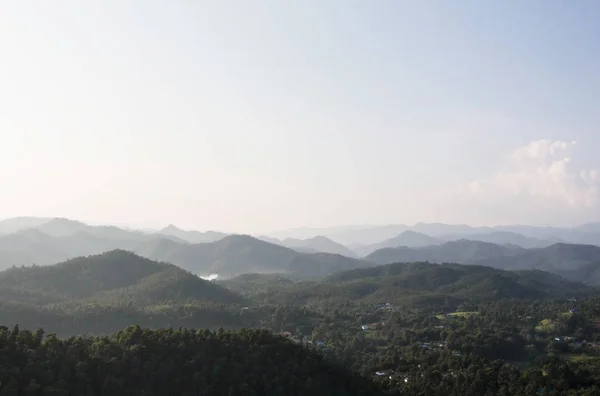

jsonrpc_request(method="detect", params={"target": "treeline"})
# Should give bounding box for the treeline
[0,325,387,396]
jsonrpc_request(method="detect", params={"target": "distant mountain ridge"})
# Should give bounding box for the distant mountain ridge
[159,224,227,243]
[139,234,370,278]
[366,239,522,266]
[258,235,358,257]
[352,230,443,256]
[365,240,600,286]
[2,216,600,284]
[269,222,600,247]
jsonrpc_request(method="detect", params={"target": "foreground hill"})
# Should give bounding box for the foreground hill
[366,240,521,265]
[0,326,386,396]
[0,250,242,305]
[247,261,593,309]
[138,235,371,278]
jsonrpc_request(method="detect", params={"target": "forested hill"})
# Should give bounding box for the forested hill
[0,325,387,396]
[0,251,256,336]
[0,250,242,305]
[323,262,593,299]
[365,240,520,265]
[139,234,370,277]
[228,262,595,309]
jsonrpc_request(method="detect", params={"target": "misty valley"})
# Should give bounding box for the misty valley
[1,218,600,394]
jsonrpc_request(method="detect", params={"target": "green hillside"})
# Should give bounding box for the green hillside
[0,251,249,336]
[0,250,242,305]
[0,326,385,396]
[245,262,594,309]
[365,240,519,265]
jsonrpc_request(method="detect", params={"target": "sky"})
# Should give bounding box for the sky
[0,1,599,233]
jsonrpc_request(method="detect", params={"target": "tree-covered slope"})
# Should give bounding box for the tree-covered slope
[0,325,387,396]
[473,243,600,273]
[248,262,594,309]
[139,235,370,277]
[366,240,520,265]
[0,250,242,305]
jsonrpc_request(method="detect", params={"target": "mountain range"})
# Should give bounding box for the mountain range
[137,234,369,278]
[221,261,594,309]
[1,216,600,283]
[268,222,600,247]
[258,235,357,257]
[365,240,600,285]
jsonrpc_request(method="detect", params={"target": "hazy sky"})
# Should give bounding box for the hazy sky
[1,1,599,233]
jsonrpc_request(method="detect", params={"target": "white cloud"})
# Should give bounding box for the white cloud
[435,140,599,224]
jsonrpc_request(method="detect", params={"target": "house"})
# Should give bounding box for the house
[422,342,430,348]
[375,370,393,377]
[361,325,370,331]
[280,332,292,337]
[370,322,384,330]
[376,303,395,311]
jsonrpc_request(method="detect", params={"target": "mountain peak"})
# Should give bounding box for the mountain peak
[307,235,334,243]
[161,224,182,232]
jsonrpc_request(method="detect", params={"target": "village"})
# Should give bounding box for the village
[268,301,600,384]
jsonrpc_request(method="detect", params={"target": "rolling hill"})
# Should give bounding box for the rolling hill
[278,235,358,257]
[0,250,242,305]
[0,216,54,234]
[553,261,600,285]
[473,242,600,274]
[159,224,228,243]
[365,240,600,285]
[270,222,600,247]
[353,230,443,256]
[137,234,371,278]
[325,261,593,297]
[240,261,594,309]
[0,228,187,270]
[365,239,522,265]
[441,231,558,249]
